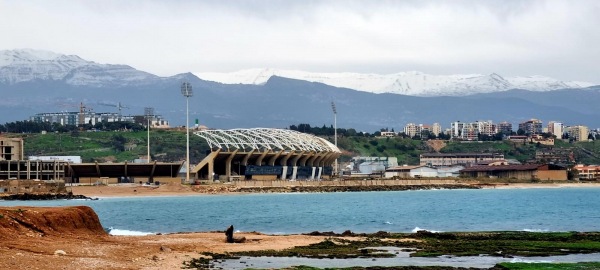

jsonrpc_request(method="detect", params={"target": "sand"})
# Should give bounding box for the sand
[0,230,328,270]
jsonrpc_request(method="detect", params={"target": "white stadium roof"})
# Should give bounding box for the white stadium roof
[194,128,341,153]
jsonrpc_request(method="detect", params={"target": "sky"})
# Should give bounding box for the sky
[1,0,599,83]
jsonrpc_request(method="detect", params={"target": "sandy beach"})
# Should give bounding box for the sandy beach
[68,181,600,198]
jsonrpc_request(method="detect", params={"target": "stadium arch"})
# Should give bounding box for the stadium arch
[192,128,341,181]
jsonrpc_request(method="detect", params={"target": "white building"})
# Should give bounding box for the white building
[28,156,82,164]
[547,121,564,137]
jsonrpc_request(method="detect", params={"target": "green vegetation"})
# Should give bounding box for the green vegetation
[4,127,600,165]
[405,231,600,257]
[13,130,209,163]
[184,231,600,269]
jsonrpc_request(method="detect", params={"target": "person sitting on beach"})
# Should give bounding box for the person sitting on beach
[225,225,246,243]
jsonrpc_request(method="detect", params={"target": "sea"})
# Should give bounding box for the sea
[2,187,600,235]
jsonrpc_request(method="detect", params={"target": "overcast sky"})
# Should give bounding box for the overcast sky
[1,0,599,83]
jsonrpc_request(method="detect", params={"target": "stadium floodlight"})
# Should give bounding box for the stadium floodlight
[144,107,154,164]
[181,82,193,183]
[331,101,338,176]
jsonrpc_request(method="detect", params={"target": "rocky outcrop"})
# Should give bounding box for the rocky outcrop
[0,206,107,239]
[0,192,95,200]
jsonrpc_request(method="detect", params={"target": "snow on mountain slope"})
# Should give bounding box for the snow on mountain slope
[0,49,158,86]
[195,69,595,96]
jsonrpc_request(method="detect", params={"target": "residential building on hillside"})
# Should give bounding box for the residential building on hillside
[573,164,600,180]
[547,121,564,137]
[404,123,419,137]
[568,125,589,142]
[535,149,574,164]
[450,120,496,140]
[379,131,396,137]
[420,153,504,166]
[31,111,170,128]
[518,119,543,135]
[432,123,442,137]
[497,121,513,135]
[450,121,464,138]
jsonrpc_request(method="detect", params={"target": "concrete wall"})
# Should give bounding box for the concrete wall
[537,170,568,181]
[0,180,67,194]
[234,179,457,187]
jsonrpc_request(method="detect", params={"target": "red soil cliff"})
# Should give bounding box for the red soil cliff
[0,206,107,239]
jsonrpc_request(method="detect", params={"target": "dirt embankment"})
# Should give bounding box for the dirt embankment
[0,206,106,239]
[0,206,328,270]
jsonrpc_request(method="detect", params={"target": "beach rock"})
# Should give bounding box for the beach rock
[160,245,171,252]
[0,193,95,201]
[54,250,67,256]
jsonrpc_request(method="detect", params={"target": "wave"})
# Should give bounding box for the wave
[106,227,155,236]
[510,258,552,263]
[411,227,442,233]
[521,228,551,232]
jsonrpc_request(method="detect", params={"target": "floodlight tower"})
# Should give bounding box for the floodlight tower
[144,107,154,164]
[181,82,193,184]
[331,101,338,176]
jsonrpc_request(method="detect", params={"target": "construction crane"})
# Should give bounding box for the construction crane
[98,102,129,120]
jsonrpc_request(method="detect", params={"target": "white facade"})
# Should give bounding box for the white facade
[28,156,82,164]
[547,121,564,137]
[410,167,438,178]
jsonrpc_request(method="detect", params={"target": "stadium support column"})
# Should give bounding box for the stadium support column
[316,167,322,180]
[225,149,239,182]
[281,166,288,180]
[291,166,298,180]
[310,167,316,180]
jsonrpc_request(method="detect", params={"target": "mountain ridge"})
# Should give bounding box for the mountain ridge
[195,68,596,97]
[1,49,599,131]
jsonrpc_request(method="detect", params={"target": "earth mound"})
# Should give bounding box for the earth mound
[0,206,107,239]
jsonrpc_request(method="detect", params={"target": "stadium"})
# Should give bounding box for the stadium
[192,128,341,181]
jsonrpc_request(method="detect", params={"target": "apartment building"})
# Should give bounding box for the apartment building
[497,121,513,135]
[547,121,564,137]
[568,125,589,142]
[518,119,543,135]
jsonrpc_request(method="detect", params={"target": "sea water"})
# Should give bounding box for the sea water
[2,187,600,235]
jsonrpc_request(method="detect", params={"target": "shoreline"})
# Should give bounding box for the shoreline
[65,182,600,198]
[2,205,600,270]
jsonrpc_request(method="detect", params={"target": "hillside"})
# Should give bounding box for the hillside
[7,131,600,165]
[12,130,210,163]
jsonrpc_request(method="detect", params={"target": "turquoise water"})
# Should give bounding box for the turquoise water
[2,188,600,234]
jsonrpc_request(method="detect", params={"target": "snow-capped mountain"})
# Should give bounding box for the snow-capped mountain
[0,49,158,86]
[195,69,595,96]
